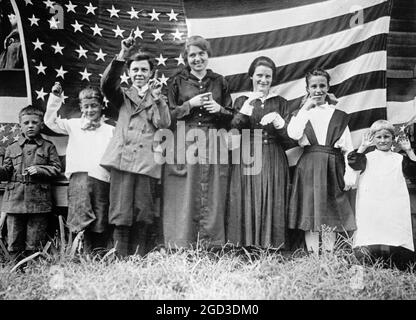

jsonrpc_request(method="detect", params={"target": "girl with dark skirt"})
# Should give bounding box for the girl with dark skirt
[287,69,356,253]
[226,56,292,250]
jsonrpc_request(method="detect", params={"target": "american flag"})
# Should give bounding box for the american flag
[1,0,392,165]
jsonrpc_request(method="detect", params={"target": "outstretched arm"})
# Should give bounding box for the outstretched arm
[44,82,70,135]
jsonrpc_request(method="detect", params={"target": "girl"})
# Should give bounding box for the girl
[227,56,292,249]
[348,120,415,253]
[162,35,234,248]
[287,68,356,253]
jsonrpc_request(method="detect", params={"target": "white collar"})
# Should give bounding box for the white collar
[240,90,281,103]
[132,84,149,97]
[314,102,332,110]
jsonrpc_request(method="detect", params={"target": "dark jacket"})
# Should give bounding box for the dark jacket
[100,58,171,179]
[168,67,234,129]
[0,135,62,213]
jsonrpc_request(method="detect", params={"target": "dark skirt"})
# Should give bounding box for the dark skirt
[288,145,356,232]
[67,173,110,233]
[227,143,290,249]
[162,162,229,248]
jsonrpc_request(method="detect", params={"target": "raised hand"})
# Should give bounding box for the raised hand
[358,130,374,152]
[51,82,62,96]
[118,29,135,60]
[327,93,338,105]
[398,137,412,152]
[301,95,318,111]
[149,78,162,101]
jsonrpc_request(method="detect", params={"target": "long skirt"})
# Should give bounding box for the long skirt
[227,143,290,249]
[288,145,356,232]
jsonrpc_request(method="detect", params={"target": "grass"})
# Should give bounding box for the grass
[1,243,416,300]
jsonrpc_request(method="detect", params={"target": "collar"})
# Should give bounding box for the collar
[315,102,331,109]
[80,115,104,131]
[177,67,221,81]
[18,134,44,147]
[125,86,154,110]
[132,84,149,97]
[240,90,282,103]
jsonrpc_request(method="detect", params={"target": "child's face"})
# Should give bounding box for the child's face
[128,60,152,88]
[20,114,43,139]
[80,98,102,121]
[373,129,393,152]
[307,75,329,105]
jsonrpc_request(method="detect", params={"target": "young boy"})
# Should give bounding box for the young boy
[100,31,170,257]
[44,83,114,252]
[0,106,61,259]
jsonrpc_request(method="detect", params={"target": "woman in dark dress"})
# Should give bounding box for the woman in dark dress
[162,35,234,249]
[226,56,292,249]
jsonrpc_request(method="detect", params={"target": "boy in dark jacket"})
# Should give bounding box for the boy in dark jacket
[0,105,61,259]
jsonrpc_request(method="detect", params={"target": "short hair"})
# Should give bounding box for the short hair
[126,51,154,70]
[183,35,212,64]
[19,105,44,122]
[305,68,331,87]
[370,120,395,137]
[248,56,277,81]
[78,86,103,104]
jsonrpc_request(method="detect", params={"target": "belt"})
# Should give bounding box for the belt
[187,122,218,129]
[304,145,342,156]
[11,174,47,184]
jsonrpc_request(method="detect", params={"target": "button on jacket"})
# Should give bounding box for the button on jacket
[100,58,171,179]
[0,135,62,213]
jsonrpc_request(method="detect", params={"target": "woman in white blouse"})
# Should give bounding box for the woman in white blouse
[287,68,356,253]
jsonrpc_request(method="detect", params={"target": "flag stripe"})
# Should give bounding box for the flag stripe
[230,49,386,102]
[208,17,390,78]
[0,97,29,123]
[207,2,388,58]
[284,84,386,117]
[349,107,386,131]
[184,0,325,18]
[387,78,416,102]
[0,70,27,97]
[278,52,386,101]
[186,0,387,38]
[226,34,387,94]
[387,100,416,124]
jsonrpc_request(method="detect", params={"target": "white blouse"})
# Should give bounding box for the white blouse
[287,103,357,187]
[44,94,114,182]
[287,103,353,153]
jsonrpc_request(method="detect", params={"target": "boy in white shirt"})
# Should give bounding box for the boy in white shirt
[44,82,114,252]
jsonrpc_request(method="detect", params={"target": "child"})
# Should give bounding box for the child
[44,83,114,252]
[287,68,356,253]
[100,31,171,257]
[0,106,61,259]
[348,120,415,255]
